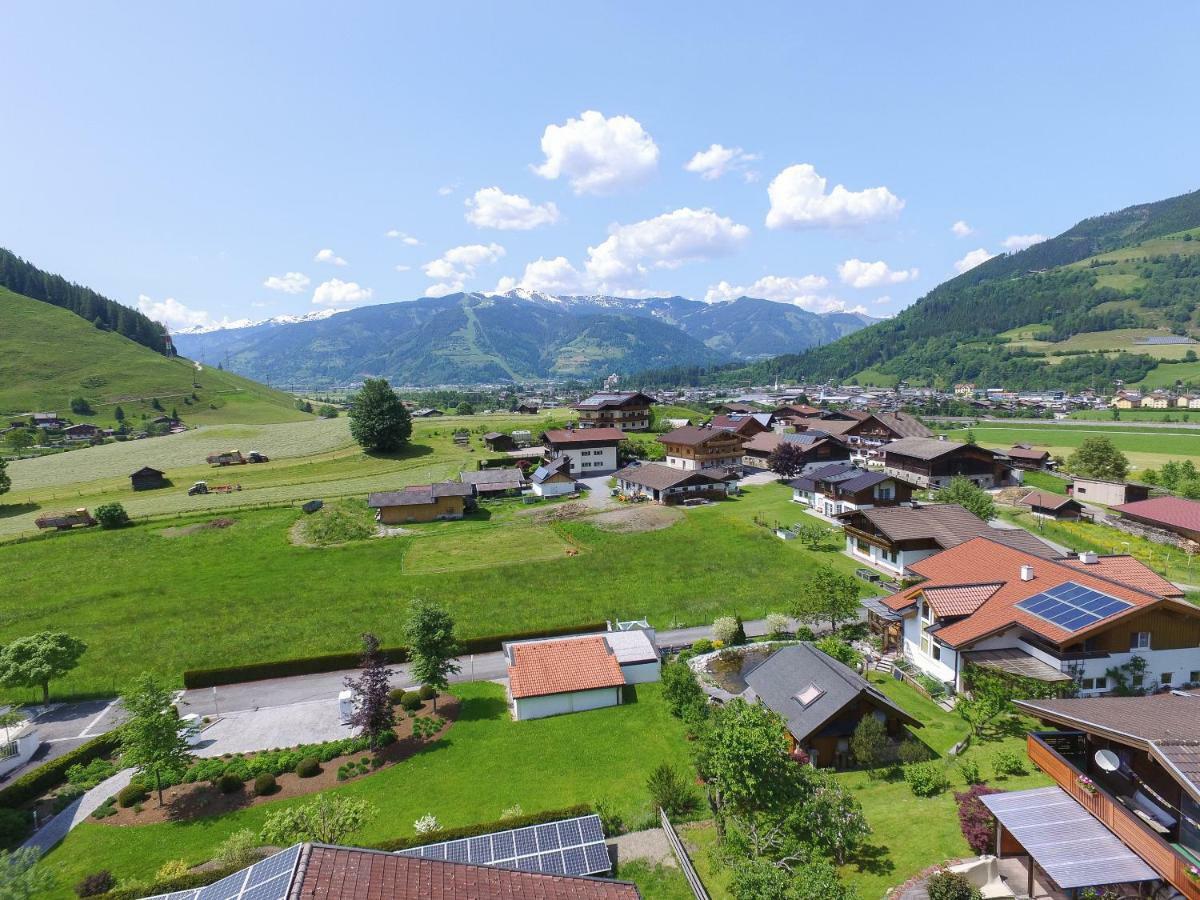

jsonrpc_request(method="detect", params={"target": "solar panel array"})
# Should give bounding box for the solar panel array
[144,844,302,900]
[1015,581,1133,632]
[397,814,610,877]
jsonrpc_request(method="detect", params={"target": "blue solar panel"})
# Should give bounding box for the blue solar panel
[514,827,538,856]
[539,851,565,874]
[580,818,604,843]
[1015,582,1132,633]
[584,843,610,872]
[557,818,582,846]
[197,871,247,900]
[492,831,515,860]
[516,855,540,872]
[562,846,587,875]
[245,846,300,887]
[536,823,561,850]
[423,843,446,860]
[238,877,290,900]
[445,840,469,863]
[469,836,492,863]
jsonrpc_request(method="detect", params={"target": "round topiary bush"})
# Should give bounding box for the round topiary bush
[217,773,243,794]
[388,688,405,704]
[74,871,115,898]
[926,869,982,900]
[400,691,422,711]
[253,773,277,796]
[295,756,321,778]
[418,684,436,701]
[117,783,148,808]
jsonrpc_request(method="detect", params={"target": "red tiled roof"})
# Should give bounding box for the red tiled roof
[508,637,625,699]
[299,845,640,900]
[1061,555,1185,598]
[1113,496,1200,535]
[543,428,627,445]
[922,583,1003,617]
[900,536,1186,647]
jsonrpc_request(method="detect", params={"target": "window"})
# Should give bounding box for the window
[930,642,942,661]
[1190,671,1200,684]
[1161,672,1173,686]
[1130,631,1151,650]
[1079,676,1107,691]
[882,548,898,564]
[876,485,894,501]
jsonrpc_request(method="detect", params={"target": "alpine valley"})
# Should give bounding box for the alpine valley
[171,291,878,386]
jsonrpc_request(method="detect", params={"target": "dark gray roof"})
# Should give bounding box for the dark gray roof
[847,504,1062,558]
[882,436,993,461]
[614,462,734,492]
[530,456,572,484]
[368,482,474,507]
[741,643,921,742]
[460,468,526,489]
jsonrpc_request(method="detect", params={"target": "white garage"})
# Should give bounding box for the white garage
[506,636,627,722]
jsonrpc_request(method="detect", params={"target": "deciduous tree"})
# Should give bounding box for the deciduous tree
[1067,437,1129,481]
[348,378,412,452]
[767,442,806,479]
[119,673,195,805]
[791,564,861,633]
[935,476,996,522]
[0,632,86,704]
[402,601,460,711]
[0,457,9,497]
[344,633,395,748]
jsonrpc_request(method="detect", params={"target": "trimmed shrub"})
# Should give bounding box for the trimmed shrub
[926,870,982,900]
[295,757,321,778]
[646,763,696,817]
[0,807,31,848]
[690,639,714,655]
[991,749,1027,777]
[955,784,1003,855]
[899,739,933,765]
[0,730,122,808]
[794,626,816,642]
[905,762,950,797]
[117,783,148,807]
[388,688,406,704]
[418,684,436,701]
[958,757,983,786]
[75,871,115,898]
[155,860,190,882]
[400,692,422,711]
[217,773,243,794]
[94,502,130,529]
[251,773,276,797]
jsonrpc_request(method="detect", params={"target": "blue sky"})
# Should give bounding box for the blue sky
[3,2,1197,330]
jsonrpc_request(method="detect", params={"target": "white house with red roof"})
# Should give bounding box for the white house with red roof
[875,537,1200,694]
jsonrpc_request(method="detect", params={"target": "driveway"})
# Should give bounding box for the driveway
[193,698,354,757]
[0,699,126,784]
[576,474,619,510]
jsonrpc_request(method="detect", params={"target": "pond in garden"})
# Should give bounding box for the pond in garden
[704,645,777,693]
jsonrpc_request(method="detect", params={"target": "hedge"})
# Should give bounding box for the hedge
[182,623,609,688]
[100,861,246,900]
[0,730,122,810]
[372,804,594,851]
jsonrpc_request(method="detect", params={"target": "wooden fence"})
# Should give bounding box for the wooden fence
[658,809,710,900]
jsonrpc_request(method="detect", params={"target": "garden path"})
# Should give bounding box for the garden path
[23,767,133,853]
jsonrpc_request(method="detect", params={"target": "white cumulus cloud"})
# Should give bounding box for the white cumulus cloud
[422,243,506,295]
[684,144,760,181]
[584,207,749,287]
[703,275,862,313]
[314,248,347,266]
[951,220,974,238]
[137,294,219,331]
[465,187,560,230]
[837,259,919,289]
[1002,233,1047,252]
[312,278,373,306]
[954,248,996,274]
[494,257,589,296]
[532,110,659,195]
[262,272,311,294]
[385,229,421,245]
[765,164,904,229]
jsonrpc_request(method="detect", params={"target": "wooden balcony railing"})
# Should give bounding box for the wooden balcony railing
[1027,733,1200,900]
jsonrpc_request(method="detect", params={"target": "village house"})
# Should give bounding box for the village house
[62,423,101,441]
[541,426,626,475]
[1016,489,1084,520]
[881,436,1014,489]
[1068,477,1152,507]
[709,411,773,438]
[31,412,65,428]
[459,467,527,498]
[789,462,913,517]
[367,482,475,524]
[736,643,922,768]
[658,424,747,471]
[1112,391,1142,409]
[528,455,575,497]
[841,503,1061,577]
[741,430,851,471]
[1112,496,1200,545]
[515,401,541,415]
[1006,444,1053,471]
[482,431,516,452]
[712,401,758,415]
[613,462,739,504]
[873,537,1200,695]
[129,466,167,491]
[571,391,655,431]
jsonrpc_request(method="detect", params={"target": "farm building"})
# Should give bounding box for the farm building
[542,427,626,475]
[505,637,627,721]
[482,432,516,452]
[1067,477,1152,507]
[882,436,1014,489]
[411,408,444,417]
[367,482,475,524]
[529,456,575,497]
[130,467,167,491]
[515,402,541,414]
[1007,444,1053,470]
[31,412,64,428]
[1112,496,1200,545]
[737,643,921,768]
[62,423,101,441]
[1016,489,1082,520]
[460,467,526,497]
[613,462,738,504]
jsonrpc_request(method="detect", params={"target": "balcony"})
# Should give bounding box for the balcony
[1026,732,1200,899]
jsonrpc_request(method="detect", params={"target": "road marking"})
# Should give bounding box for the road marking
[78,700,117,738]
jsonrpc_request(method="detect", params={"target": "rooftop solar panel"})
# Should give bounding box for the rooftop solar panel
[580,818,604,843]
[1015,581,1133,633]
[492,831,515,860]
[394,815,611,876]
[585,843,610,872]
[539,851,565,874]
[536,822,561,850]
[145,846,302,900]
[469,835,492,863]
[562,846,588,875]
[445,840,469,863]
[557,818,582,846]
[514,827,538,856]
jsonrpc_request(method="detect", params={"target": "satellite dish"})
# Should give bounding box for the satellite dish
[1095,749,1121,773]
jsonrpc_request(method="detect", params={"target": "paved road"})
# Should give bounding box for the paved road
[925,416,1200,430]
[0,700,125,785]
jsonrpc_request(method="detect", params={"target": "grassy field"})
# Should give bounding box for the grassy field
[1068,407,1200,422]
[0,482,872,698]
[40,681,692,898]
[1003,326,1200,362]
[0,288,309,427]
[1137,359,1200,389]
[939,421,1200,472]
[1020,470,1069,495]
[683,674,1051,899]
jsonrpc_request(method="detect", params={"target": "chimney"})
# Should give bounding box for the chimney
[1020,565,1035,582]
[1079,551,1098,565]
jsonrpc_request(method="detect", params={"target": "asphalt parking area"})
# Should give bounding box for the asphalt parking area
[192,698,354,757]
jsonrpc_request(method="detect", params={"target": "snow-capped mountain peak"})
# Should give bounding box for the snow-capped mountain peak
[172,307,345,335]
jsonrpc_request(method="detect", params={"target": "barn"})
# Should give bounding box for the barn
[130,467,167,491]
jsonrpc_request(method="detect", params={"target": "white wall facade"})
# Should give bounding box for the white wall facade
[553,445,617,474]
[511,686,622,721]
[621,660,662,684]
[532,479,575,497]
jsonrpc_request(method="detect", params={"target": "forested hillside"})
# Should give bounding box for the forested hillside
[727,188,1200,390]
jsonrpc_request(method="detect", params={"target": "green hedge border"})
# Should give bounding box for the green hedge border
[0,730,122,809]
[182,623,609,688]
[372,804,594,851]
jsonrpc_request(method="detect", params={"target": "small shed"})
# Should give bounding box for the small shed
[529,456,575,497]
[505,637,626,722]
[130,466,167,491]
[1016,489,1082,520]
[483,432,517,453]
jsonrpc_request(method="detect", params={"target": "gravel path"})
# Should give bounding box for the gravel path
[24,768,134,853]
[611,828,676,867]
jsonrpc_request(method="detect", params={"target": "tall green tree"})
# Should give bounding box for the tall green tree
[402,600,460,711]
[349,378,412,452]
[1067,437,1129,481]
[935,476,997,521]
[119,673,195,805]
[790,564,861,633]
[0,632,86,704]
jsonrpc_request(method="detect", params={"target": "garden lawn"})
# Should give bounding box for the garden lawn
[40,681,691,898]
[618,861,694,900]
[0,483,874,698]
[1020,470,1069,495]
